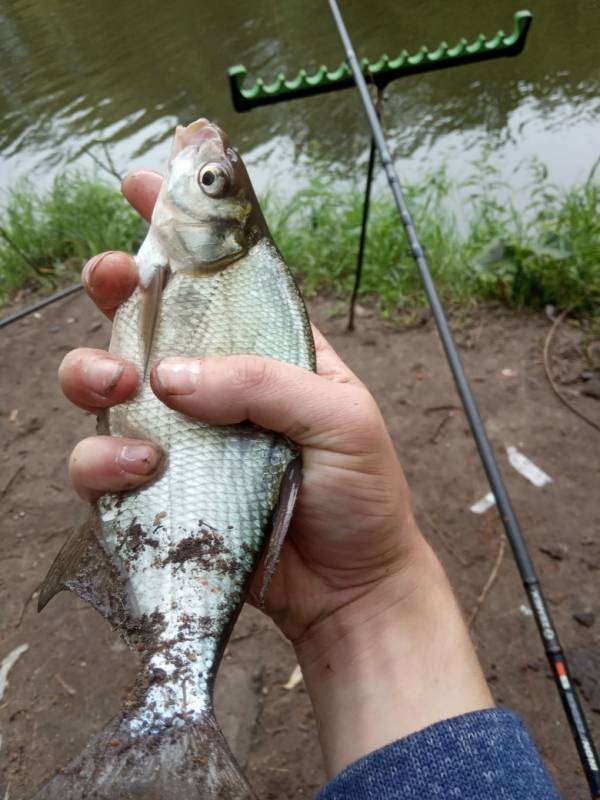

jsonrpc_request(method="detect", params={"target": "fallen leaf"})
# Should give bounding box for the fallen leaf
[283,664,303,691]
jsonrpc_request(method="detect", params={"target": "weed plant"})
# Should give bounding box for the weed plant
[1,161,598,318]
[267,156,600,317]
[0,172,145,299]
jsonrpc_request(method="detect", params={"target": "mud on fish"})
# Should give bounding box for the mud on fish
[34,118,315,799]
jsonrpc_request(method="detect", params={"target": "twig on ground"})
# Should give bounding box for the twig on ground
[40,526,70,543]
[0,466,24,503]
[543,308,600,434]
[429,410,454,443]
[418,508,470,567]
[229,631,254,644]
[14,587,37,629]
[55,673,77,697]
[468,535,506,630]
[424,404,462,415]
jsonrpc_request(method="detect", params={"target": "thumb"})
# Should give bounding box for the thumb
[121,170,162,223]
[150,355,376,452]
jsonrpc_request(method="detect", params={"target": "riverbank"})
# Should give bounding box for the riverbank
[1,164,599,321]
[1,294,598,800]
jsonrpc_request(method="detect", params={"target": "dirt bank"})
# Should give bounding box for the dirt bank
[1,293,598,798]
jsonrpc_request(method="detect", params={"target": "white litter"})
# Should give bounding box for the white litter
[506,447,552,488]
[283,664,303,691]
[520,604,534,617]
[470,492,496,514]
[0,643,29,702]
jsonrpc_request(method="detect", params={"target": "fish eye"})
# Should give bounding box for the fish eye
[198,162,230,197]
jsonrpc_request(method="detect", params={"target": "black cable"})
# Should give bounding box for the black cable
[0,283,83,330]
[327,1,600,795]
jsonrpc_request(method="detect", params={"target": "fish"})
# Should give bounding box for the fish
[34,118,316,799]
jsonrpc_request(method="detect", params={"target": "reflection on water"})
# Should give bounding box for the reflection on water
[0,0,598,196]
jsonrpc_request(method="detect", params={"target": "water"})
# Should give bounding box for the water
[0,0,598,200]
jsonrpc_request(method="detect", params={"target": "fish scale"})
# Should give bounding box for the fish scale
[35,119,315,799]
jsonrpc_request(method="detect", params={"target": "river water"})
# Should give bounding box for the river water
[0,0,598,200]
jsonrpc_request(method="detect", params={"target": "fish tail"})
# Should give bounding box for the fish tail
[31,709,256,799]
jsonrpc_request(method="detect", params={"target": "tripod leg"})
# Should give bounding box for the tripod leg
[347,134,377,332]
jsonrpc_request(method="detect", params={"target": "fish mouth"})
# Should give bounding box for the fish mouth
[171,118,225,158]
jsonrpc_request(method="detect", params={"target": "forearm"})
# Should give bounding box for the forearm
[294,527,493,778]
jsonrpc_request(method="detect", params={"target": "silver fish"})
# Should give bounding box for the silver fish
[35,118,315,799]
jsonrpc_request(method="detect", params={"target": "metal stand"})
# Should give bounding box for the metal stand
[348,87,387,331]
[228,12,533,333]
[348,134,377,331]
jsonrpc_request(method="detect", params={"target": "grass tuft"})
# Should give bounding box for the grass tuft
[265,158,600,318]
[1,160,599,319]
[0,172,145,300]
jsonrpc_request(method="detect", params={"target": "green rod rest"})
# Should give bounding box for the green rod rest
[228,10,532,112]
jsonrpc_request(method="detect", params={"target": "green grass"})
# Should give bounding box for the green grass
[1,161,599,319]
[266,156,600,318]
[0,172,145,299]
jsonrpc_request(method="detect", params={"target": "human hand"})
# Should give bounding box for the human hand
[60,170,492,776]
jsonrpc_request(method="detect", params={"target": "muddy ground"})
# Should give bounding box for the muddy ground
[1,292,599,799]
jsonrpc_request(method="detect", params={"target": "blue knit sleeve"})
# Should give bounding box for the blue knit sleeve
[317,709,560,799]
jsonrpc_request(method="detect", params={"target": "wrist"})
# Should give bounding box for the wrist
[294,532,494,777]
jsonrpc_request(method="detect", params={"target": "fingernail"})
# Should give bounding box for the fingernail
[84,356,124,397]
[155,358,202,395]
[82,252,115,289]
[118,444,160,475]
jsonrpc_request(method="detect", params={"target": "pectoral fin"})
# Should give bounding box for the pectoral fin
[136,229,169,378]
[258,454,303,606]
[140,264,168,378]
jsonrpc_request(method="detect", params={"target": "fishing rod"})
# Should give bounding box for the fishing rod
[0,283,82,329]
[326,1,600,796]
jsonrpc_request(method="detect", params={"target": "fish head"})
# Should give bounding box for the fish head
[160,118,266,269]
